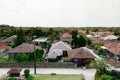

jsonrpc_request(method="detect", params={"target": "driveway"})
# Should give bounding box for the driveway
[0,68,96,80]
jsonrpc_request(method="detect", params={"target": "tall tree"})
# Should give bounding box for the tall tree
[78,35,87,47]
[14,29,25,47]
[71,30,78,48]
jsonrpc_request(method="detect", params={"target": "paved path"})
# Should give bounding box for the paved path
[0,68,96,80]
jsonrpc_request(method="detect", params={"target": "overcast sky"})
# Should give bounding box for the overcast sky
[0,0,120,27]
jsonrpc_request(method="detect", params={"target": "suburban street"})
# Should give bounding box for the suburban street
[0,68,96,80]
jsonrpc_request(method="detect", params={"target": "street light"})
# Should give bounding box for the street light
[33,36,37,74]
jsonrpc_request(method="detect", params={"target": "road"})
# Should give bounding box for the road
[0,68,96,80]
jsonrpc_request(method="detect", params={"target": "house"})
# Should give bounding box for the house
[60,33,72,41]
[7,68,22,79]
[0,45,8,53]
[101,42,120,60]
[6,43,41,59]
[67,47,96,66]
[1,35,17,43]
[46,41,72,61]
[33,37,49,43]
[103,35,118,40]
[92,31,113,37]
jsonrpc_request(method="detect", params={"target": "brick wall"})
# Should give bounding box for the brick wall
[0,62,75,68]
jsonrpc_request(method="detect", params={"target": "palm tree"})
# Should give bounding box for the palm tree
[93,59,109,75]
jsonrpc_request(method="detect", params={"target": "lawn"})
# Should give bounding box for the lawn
[0,58,16,62]
[32,74,84,80]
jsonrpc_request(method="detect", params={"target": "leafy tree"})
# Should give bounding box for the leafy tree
[78,35,87,47]
[87,38,92,46]
[86,29,90,34]
[27,49,44,62]
[36,49,44,61]
[71,30,78,37]
[24,69,30,78]
[47,28,55,35]
[14,29,25,47]
[16,53,27,62]
[93,59,109,75]
[91,42,104,50]
[71,30,78,48]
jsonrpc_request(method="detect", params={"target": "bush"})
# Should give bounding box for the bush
[7,77,17,80]
[100,74,113,80]
[81,74,85,80]
[24,69,30,78]
[28,75,35,80]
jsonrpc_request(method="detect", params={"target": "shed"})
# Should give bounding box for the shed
[7,68,22,77]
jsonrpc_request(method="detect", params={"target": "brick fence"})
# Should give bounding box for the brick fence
[0,62,75,68]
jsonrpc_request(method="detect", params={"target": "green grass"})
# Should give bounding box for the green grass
[32,74,84,80]
[28,75,35,80]
[0,58,16,62]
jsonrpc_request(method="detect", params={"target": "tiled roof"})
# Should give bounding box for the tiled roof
[1,35,17,43]
[61,33,72,38]
[6,43,41,54]
[0,45,7,49]
[104,43,120,55]
[67,47,96,59]
[7,68,22,74]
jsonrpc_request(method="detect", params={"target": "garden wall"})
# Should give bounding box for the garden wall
[0,62,75,68]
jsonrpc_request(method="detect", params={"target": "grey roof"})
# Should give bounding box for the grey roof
[6,43,41,54]
[50,41,72,51]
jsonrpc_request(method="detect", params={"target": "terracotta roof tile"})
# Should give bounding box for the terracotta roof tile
[67,48,96,59]
[6,43,41,54]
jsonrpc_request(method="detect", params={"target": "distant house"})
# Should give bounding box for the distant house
[67,47,96,66]
[0,45,8,53]
[6,43,41,59]
[92,31,113,37]
[60,33,72,41]
[103,35,118,40]
[46,41,72,61]
[1,35,17,43]
[33,37,49,43]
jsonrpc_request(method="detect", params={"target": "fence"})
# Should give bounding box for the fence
[0,62,75,68]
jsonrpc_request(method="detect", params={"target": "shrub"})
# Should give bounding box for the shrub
[7,77,17,80]
[28,75,35,80]
[81,74,85,80]
[24,69,30,78]
[100,74,113,80]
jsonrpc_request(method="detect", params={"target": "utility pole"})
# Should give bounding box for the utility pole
[33,36,37,74]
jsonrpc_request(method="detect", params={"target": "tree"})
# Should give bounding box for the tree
[36,49,44,61]
[87,38,92,46]
[14,29,25,47]
[71,30,78,48]
[27,49,44,62]
[93,59,109,75]
[24,69,30,78]
[78,35,87,47]
[86,29,90,34]
[16,53,27,62]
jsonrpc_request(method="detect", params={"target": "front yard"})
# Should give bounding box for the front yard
[32,74,84,80]
[0,58,16,62]
[0,74,84,80]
